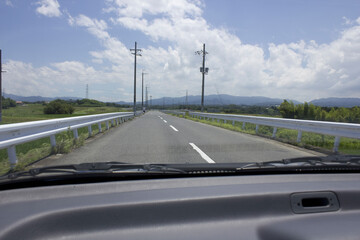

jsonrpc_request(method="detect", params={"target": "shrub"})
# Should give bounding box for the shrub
[44,99,75,114]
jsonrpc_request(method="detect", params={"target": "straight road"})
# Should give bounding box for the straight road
[35,111,322,167]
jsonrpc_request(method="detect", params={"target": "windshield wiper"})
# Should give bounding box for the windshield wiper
[1,162,187,181]
[2,155,360,182]
[239,155,360,170]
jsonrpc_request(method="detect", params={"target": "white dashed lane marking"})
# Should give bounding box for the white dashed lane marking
[189,143,216,164]
[170,125,179,132]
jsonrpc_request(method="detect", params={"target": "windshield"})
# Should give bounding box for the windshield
[0,0,360,180]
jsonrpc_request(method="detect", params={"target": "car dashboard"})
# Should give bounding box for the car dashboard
[0,173,359,240]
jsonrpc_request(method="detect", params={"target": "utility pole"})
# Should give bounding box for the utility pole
[185,89,188,108]
[150,95,152,109]
[195,43,209,112]
[141,70,147,111]
[145,85,149,109]
[163,98,165,109]
[130,42,142,116]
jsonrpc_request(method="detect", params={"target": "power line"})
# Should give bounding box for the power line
[195,43,209,112]
[130,41,142,115]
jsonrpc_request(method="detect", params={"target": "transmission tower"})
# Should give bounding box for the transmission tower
[86,84,89,99]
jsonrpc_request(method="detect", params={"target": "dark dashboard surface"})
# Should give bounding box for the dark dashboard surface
[0,173,360,240]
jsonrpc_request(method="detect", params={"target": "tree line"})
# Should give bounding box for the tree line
[279,100,360,123]
[43,99,128,114]
[1,97,16,109]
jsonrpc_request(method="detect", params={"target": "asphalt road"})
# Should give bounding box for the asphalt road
[35,111,322,166]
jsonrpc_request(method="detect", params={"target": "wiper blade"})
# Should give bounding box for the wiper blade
[240,155,360,170]
[1,162,187,181]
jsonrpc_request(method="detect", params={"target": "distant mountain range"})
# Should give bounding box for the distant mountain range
[136,94,301,106]
[3,93,81,102]
[309,98,360,107]
[4,93,360,107]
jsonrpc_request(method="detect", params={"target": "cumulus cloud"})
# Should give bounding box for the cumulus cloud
[36,0,62,17]
[98,0,360,100]
[3,60,133,101]
[6,0,360,102]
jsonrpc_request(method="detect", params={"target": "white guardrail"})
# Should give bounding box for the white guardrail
[0,112,138,167]
[166,111,360,153]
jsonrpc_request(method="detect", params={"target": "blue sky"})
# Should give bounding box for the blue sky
[0,0,359,102]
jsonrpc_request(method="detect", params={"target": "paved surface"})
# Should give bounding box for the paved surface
[34,111,323,166]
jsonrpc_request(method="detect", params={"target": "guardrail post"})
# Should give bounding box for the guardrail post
[242,122,245,130]
[272,127,277,138]
[297,131,302,143]
[88,125,92,137]
[111,119,115,127]
[7,146,17,168]
[106,121,110,130]
[73,129,79,139]
[224,120,227,124]
[333,136,340,153]
[217,119,220,123]
[255,125,259,134]
[232,120,235,126]
[50,135,56,147]
[98,122,102,133]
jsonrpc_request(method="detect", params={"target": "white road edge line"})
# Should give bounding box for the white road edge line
[170,125,179,132]
[163,120,167,123]
[189,143,216,164]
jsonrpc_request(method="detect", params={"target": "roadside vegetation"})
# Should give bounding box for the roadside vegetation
[279,100,360,123]
[0,100,131,175]
[1,99,130,124]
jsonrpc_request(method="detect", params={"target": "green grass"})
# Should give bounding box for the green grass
[0,104,130,175]
[1,104,127,124]
[177,114,360,156]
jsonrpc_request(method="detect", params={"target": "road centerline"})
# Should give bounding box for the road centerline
[170,125,179,132]
[189,143,215,164]
[163,120,167,123]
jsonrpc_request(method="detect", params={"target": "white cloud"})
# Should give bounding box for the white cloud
[99,0,360,101]
[70,14,110,40]
[2,60,134,100]
[36,0,62,17]
[5,0,13,7]
[6,0,360,102]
